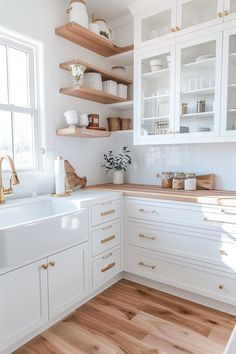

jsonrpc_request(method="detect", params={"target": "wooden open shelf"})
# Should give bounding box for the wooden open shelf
[60,59,133,86]
[60,86,128,104]
[55,22,134,57]
[56,127,111,138]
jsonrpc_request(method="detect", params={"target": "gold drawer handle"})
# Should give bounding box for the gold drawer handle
[221,209,236,215]
[175,26,181,32]
[101,262,116,273]
[49,261,56,267]
[139,261,156,270]
[101,235,116,244]
[101,209,115,217]
[224,10,229,16]
[219,250,228,256]
[41,264,48,270]
[218,12,223,17]
[139,234,156,241]
[219,284,224,290]
[204,217,230,224]
[102,252,113,260]
[139,208,158,214]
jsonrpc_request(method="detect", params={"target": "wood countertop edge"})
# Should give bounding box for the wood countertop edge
[87,184,236,207]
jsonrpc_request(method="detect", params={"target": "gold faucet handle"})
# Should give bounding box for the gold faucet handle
[12,172,20,185]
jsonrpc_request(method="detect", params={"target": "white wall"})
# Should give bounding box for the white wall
[1,0,236,197]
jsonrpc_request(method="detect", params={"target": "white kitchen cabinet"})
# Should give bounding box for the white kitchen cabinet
[221,28,236,135]
[175,32,222,138]
[134,46,176,144]
[48,244,88,319]
[0,259,48,353]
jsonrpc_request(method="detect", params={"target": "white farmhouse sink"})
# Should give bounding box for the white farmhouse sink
[0,196,89,269]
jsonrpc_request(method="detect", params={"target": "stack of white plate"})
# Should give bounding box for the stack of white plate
[83,72,103,91]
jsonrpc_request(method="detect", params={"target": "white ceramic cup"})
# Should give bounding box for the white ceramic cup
[78,113,89,128]
[89,23,100,35]
[64,110,78,127]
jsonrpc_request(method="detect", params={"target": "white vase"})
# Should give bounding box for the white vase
[113,170,124,185]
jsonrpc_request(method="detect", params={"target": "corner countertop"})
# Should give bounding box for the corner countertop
[87,183,236,207]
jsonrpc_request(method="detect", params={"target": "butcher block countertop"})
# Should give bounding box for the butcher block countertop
[87,183,236,207]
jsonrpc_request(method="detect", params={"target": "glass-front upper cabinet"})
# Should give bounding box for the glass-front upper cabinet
[221,29,236,135]
[135,2,176,47]
[175,34,222,138]
[134,47,175,144]
[177,0,223,35]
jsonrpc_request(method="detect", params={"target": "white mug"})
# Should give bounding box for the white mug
[78,113,89,128]
[89,23,100,35]
[64,110,78,127]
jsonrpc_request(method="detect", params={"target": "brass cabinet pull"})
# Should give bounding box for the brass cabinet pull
[139,208,158,214]
[224,10,229,16]
[101,235,116,244]
[171,27,176,32]
[219,250,228,256]
[139,261,156,270]
[219,284,224,290]
[102,252,113,260]
[204,217,232,224]
[175,26,181,32]
[100,209,115,217]
[49,261,56,267]
[218,12,223,17]
[101,262,116,273]
[139,234,156,241]
[101,225,113,231]
[41,264,48,270]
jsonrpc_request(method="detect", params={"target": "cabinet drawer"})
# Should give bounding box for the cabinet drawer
[92,222,121,257]
[125,248,236,305]
[92,249,121,289]
[126,221,236,270]
[126,199,203,226]
[92,199,121,226]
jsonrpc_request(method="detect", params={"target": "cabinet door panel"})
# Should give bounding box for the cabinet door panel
[134,46,176,144]
[221,29,236,135]
[224,0,236,20]
[175,33,222,138]
[177,0,223,35]
[0,259,48,352]
[48,244,88,319]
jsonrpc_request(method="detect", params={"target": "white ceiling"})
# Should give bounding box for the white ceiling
[63,0,136,21]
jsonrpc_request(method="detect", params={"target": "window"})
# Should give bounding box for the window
[0,29,43,171]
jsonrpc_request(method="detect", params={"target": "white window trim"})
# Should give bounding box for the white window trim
[0,26,46,173]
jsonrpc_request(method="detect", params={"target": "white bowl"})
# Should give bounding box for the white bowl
[150,58,162,66]
[150,65,163,72]
[84,72,103,90]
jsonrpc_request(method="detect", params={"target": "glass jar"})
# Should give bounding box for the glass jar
[161,172,173,189]
[184,173,197,191]
[172,172,185,190]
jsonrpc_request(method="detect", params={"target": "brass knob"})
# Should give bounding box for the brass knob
[41,264,48,270]
[218,12,223,17]
[49,261,56,267]
[176,26,181,32]
[171,27,176,33]
[224,10,229,16]
[219,284,224,290]
[219,250,228,256]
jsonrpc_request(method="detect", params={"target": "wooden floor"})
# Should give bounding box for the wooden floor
[15,279,236,354]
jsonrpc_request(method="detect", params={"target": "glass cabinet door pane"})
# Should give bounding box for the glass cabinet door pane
[230,0,236,13]
[141,52,171,136]
[142,10,171,43]
[181,0,218,30]
[179,40,216,134]
[226,34,236,131]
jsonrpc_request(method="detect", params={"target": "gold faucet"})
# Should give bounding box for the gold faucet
[0,154,20,204]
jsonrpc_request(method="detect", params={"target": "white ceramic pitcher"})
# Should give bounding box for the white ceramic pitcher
[67,0,89,29]
[94,19,114,41]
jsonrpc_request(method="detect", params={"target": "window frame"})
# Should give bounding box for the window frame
[0,27,45,173]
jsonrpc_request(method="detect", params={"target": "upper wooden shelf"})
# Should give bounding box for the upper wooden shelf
[56,127,110,138]
[55,22,134,57]
[60,85,128,104]
[60,59,132,85]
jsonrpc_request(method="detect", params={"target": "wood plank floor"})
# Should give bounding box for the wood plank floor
[15,279,236,354]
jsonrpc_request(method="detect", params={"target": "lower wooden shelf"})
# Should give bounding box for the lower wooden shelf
[56,127,111,138]
[60,86,128,104]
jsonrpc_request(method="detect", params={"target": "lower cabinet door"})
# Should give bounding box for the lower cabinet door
[48,244,88,319]
[0,259,48,352]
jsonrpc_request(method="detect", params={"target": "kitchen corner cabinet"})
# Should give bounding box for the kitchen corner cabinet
[134,0,236,48]
[0,259,48,353]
